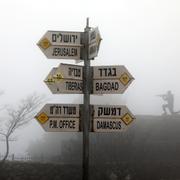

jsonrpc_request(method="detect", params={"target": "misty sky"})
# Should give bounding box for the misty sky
[0,0,180,155]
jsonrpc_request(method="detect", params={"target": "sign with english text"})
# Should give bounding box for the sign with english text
[37,31,82,60]
[92,105,135,132]
[93,119,126,132]
[44,67,83,94]
[35,104,80,132]
[93,65,134,94]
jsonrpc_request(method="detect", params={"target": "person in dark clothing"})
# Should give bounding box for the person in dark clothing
[158,90,174,115]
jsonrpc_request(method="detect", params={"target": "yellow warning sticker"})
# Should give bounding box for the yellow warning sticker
[36,112,49,124]
[121,113,133,125]
[39,38,51,50]
[119,73,130,86]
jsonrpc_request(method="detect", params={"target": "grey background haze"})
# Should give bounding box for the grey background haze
[0,0,180,155]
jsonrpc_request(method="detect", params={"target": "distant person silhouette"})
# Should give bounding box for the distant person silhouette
[157,90,174,115]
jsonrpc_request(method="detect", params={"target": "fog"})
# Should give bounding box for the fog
[0,0,180,156]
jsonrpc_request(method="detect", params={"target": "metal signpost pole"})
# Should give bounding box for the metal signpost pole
[82,18,91,180]
[36,18,134,180]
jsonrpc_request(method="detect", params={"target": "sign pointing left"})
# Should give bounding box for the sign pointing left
[37,31,82,60]
[44,67,83,94]
[35,104,80,132]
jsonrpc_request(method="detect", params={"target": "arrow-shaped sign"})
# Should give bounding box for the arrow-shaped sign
[93,105,135,132]
[35,104,80,132]
[44,67,83,94]
[93,65,134,94]
[88,27,102,59]
[37,31,82,60]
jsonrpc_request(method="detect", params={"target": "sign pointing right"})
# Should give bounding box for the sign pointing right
[93,105,135,132]
[88,27,102,59]
[93,65,134,94]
